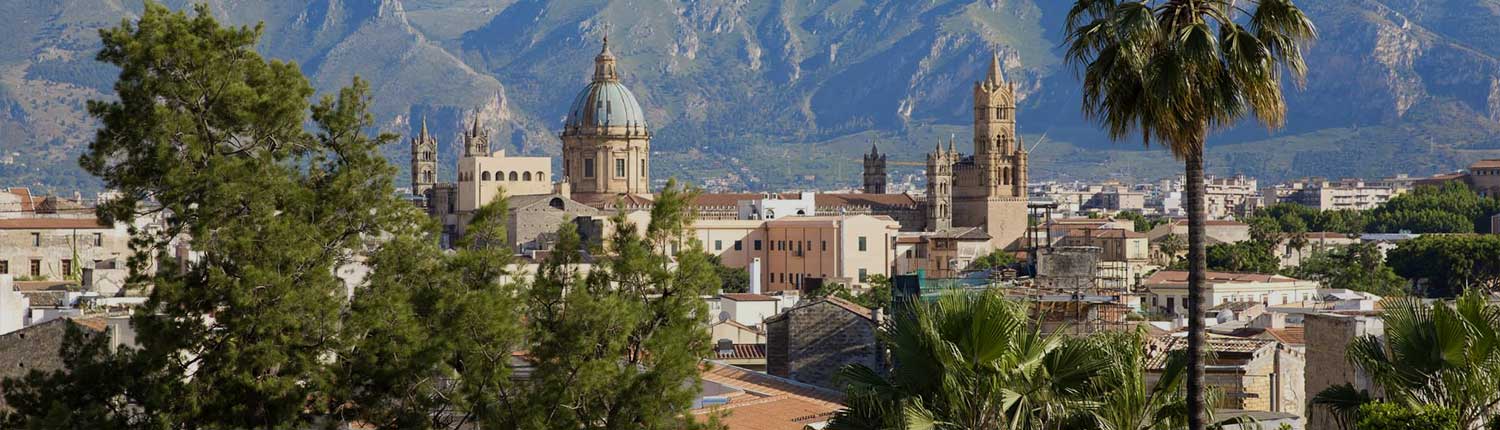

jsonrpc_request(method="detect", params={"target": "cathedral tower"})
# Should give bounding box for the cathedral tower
[411,116,437,200]
[926,140,957,232]
[863,143,887,194]
[951,52,1030,249]
[463,114,490,157]
[561,37,652,202]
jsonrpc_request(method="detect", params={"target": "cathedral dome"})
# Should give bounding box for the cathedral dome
[564,81,647,130]
[563,38,648,132]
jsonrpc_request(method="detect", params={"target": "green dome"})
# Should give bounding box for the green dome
[565,81,647,129]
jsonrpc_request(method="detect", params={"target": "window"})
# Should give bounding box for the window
[482,171,492,181]
[61,259,71,276]
[640,159,646,177]
[858,268,868,283]
[615,158,626,177]
[30,259,41,277]
[584,158,595,177]
[734,240,742,251]
[715,240,723,251]
[509,172,518,181]
[31,233,40,247]
[821,241,827,251]
[806,241,812,252]
[754,240,762,251]
[1167,297,1176,311]
[536,171,544,181]
[0,261,7,274]
[858,236,867,251]
[93,233,102,247]
[523,172,532,181]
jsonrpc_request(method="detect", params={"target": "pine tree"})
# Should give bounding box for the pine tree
[4,3,410,428]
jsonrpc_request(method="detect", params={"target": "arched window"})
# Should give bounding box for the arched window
[494,171,504,181]
[536,171,545,181]
[509,172,519,181]
[549,198,565,210]
[523,172,532,181]
[482,171,491,181]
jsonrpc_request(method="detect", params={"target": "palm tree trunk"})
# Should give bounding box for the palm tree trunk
[1185,148,1208,430]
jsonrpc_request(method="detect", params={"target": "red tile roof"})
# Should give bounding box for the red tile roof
[5,187,34,211]
[715,343,767,360]
[0,218,108,230]
[814,193,918,208]
[1471,159,1500,169]
[693,363,845,429]
[1145,336,1272,369]
[721,293,779,302]
[1144,270,1298,285]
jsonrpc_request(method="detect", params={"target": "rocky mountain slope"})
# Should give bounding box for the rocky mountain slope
[4,0,1500,192]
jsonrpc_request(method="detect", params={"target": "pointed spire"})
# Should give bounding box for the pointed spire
[986,51,1005,87]
[870,141,879,156]
[419,115,429,139]
[949,134,958,155]
[471,112,481,137]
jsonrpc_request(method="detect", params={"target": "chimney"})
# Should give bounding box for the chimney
[749,258,762,294]
[715,339,734,357]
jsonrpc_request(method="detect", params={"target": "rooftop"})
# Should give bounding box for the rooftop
[721,293,779,302]
[0,218,108,230]
[692,363,845,430]
[1144,270,1300,286]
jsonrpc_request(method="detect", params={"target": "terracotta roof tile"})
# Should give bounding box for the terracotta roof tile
[0,218,108,229]
[693,363,845,429]
[1144,270,1298,286]
[814,193,918,208]
[714,343,767,360]
[1471,159,1500,169]
[721,293,779,302]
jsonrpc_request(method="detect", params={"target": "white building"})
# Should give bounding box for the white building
[736,192,817,220]
[1144,271,1320,316]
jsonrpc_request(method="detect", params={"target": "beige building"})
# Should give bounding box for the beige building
[892,227,992,278]
[456,149,553,213]
[694,215,900,292]
[1144,271,1321,316]
[1146,219,1251,245]
[1206,175,1262,219]
[1275,178,1405,211]
[0,218,130,283]
[1147,336,1304,418]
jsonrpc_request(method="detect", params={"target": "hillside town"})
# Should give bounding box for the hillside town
[7,2,1500,430]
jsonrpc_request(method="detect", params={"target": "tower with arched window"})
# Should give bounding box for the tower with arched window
[411,116,438,201]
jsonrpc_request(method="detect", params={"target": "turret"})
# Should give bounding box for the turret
[863,143,887,194]
[410,116,438,202]
[463,113,490,157]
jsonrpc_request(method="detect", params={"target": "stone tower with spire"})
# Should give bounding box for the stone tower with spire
[946,52,1030,249]
[561,36,653,203]
[411,116,438,200]
[862,143,887,194]
[925,139,958,232]
[463,114,490,157]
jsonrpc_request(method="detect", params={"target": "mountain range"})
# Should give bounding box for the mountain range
[5,0,1500,193]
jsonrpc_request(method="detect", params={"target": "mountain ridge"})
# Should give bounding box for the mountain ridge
[4,0,1500,193]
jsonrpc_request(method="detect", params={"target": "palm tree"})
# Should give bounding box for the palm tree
[1089,330,1196,430]
[829,292,1109,429]
[1313,291,1500,429]
[1063,2,1315,428]
[1156,233,1186,266]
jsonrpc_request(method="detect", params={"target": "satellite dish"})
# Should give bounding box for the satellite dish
[718,311,732,323]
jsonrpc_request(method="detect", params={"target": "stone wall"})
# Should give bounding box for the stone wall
[764,300,878,390]
[1304,312,1384,430]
